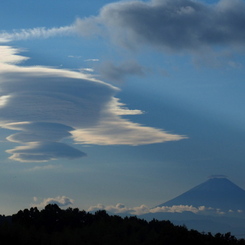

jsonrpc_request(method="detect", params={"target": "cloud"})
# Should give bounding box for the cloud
[0,38,10,43]
[31,196,74,208]
[87,203,212,215]
[85,59,99,62]
[6,142,86,163]
[0,45,29,64]
[79,68,94,73]
[87,203,150,215]
[0,45,185,162]
[0,26,75,41]
[1,0,244,70]
[72,119,183,146]
[74,0,245,53]
[87,203,244,216]
[2,0,245,54]
[150,205,214,214]
[99,60,145,83]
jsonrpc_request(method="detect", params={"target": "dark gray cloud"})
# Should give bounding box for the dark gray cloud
[74,0,245,52]
[2,0,245,53]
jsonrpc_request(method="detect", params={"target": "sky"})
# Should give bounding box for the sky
[0,0,245,215]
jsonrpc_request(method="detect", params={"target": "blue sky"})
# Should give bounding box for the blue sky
[0,0,245,215]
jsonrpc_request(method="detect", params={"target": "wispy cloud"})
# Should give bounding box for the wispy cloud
[0,45,185,162]
[99,60,145,83]
[0,26,75,41]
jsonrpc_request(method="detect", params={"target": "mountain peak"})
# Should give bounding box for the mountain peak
[157,177,245,211]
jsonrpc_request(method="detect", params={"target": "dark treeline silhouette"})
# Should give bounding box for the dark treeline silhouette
[0,204,243,244]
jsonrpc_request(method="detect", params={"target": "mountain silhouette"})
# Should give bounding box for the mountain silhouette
[157,177,245,212]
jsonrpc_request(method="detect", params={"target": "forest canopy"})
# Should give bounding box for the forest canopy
[0,204,243,245]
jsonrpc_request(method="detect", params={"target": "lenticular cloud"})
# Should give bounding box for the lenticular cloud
[0,45,185,162]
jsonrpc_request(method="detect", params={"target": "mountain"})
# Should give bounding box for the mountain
[157,177,245,212]
[137,177,245,237]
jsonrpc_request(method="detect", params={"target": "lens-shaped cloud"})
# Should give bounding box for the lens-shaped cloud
[0,45,185,162]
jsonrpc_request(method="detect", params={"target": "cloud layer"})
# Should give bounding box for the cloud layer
[2,0,245,53]
[87,203,244,216]
[0,45,184,162]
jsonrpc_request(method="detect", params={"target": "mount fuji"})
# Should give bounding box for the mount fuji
[157,176,245,212]
[139,176,245,236]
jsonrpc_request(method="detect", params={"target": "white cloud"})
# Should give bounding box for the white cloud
[0,26,75,41]
[72,119,183,146]
[0,45,185,162]
[0,38,10,43]
[88,203,150,215]
[87,203,244,216]
[150,205,213,214]
[0,46,28,64]
[31,196,74,208]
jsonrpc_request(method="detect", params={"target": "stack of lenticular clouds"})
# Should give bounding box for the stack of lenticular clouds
[0,45,184,162]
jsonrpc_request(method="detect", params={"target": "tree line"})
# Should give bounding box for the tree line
[0,204,243,244]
